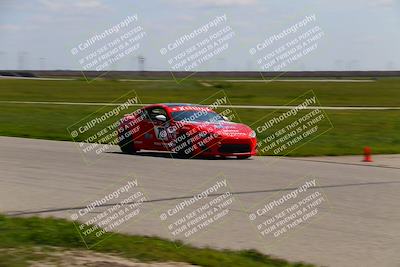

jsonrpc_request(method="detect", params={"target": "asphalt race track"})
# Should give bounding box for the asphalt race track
[0,137,399,267]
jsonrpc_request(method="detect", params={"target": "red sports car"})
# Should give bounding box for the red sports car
[117,103,257,159]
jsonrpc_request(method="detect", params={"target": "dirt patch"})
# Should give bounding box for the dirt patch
[26,248,195,267]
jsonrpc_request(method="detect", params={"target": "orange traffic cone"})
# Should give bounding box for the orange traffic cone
[363,147,373,162]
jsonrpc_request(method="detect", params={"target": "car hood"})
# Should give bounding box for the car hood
[181,121,254,137]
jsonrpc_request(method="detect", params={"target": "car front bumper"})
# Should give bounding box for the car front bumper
[195,136,257,157]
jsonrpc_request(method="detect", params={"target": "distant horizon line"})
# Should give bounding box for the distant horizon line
[1,70,400,73]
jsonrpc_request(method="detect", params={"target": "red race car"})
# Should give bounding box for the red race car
[117,103,257,159]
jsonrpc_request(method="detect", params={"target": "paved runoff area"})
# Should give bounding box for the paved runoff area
[0,137,399,267]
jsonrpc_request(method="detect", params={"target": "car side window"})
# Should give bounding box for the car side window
[139,109,151,121]
[146,107,168,122]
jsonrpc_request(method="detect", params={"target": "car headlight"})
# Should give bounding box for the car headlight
[249,130,256,138]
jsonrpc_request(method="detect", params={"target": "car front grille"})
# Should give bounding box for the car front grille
[218,144,250,154]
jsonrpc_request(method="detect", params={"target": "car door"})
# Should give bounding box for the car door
[137,106,171,150]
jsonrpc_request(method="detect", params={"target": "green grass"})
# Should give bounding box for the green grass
[0,215,313,267]
[1,78,400,106]
[0,78,399,156]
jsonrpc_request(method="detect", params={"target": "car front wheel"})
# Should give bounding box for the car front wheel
[175,133,193,158]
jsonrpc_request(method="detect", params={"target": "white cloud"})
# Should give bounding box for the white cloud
[38,0,64,11]
[0,24,21,31]
[169,0,258,7]
[38,0,107,11]
[75,0,106,9]
[369,0,394,7]
[321,0,395,7]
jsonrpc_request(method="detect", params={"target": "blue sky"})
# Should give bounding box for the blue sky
[0,0,398,71]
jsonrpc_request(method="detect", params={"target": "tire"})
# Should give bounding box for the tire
[118,130,137,154]
[237,155,251,159]
[175,133,193,158]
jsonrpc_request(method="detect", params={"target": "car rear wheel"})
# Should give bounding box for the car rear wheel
[118,131,137,154]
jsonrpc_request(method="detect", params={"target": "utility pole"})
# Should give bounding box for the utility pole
[346,60,359,71]
[138,55,145,71]
[0,51,5,70]
[334,59,344,71]
[39,57,46,70]
[18,51,28,70]
[216,57,225,71]
[386,61,395,70]
[138,55,145,76]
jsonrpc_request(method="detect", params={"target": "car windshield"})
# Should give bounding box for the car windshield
[171,110,225,123]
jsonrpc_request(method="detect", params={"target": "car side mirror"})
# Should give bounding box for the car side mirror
[155,114,167,122]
